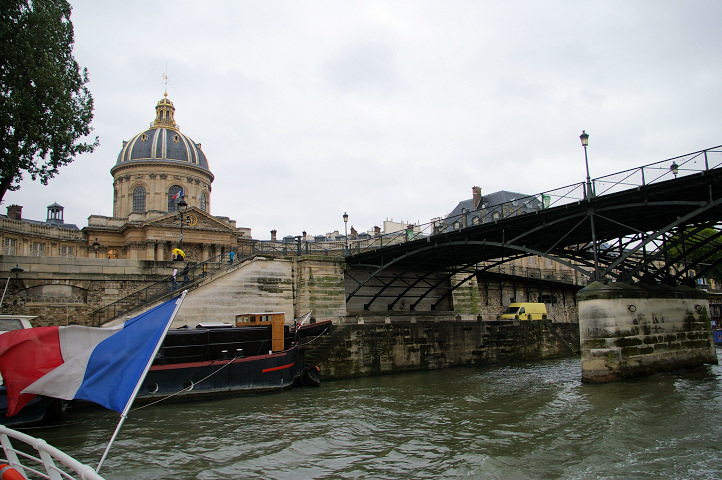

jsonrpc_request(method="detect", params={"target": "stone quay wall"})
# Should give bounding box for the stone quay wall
[578,281,717,383]
[0,255,168,327]
[307,320,580,380]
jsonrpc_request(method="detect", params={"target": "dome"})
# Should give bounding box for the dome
[113,94,210,172]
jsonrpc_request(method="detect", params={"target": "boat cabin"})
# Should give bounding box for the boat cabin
[235,312,285,352]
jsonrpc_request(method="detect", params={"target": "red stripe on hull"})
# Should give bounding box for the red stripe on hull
[262,362,295,373]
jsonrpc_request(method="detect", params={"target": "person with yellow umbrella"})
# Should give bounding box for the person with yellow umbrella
[172,248,185,261]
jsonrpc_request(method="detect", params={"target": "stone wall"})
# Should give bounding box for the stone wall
[0,255,168,326]
[452,272,580,322]
[578,281,718,383]
[308,320,580,380]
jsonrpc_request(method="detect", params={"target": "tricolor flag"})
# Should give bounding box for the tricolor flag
[0,296,183,417]
[171,188,184,200]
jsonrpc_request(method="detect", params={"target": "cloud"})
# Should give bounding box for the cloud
[5,0,722,239]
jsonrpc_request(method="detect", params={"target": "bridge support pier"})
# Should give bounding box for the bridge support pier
[578,281,717,383]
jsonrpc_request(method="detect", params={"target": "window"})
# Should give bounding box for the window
[32,242,46,257]
[133,186,146,212]
[3,237,17,255]
[528,256,537,266]
[200,193,207,212]
[107,249,119,259]
[61,245,74,257]
[168,185,183,212]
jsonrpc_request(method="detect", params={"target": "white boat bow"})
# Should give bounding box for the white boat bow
[0,425,105,480]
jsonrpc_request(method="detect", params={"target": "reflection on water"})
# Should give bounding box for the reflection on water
[28,350,722,479]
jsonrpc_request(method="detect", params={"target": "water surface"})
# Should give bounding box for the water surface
[28,350,722,479]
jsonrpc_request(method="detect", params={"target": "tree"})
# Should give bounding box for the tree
[0,0,97,203]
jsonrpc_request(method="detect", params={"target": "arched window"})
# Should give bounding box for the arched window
[132,186,146,212]
[200,193,207,212]
[168,185,183,212]
[107,249,119,259]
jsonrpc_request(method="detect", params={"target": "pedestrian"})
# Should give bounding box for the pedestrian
[169,268,179,292]
[181,264,190,286]
[229,250,235,264]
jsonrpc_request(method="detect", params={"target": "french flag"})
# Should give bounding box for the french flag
[0,296,182,417]
[171,188,184,200]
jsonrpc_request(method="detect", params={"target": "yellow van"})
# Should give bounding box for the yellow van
[500,303,547,321]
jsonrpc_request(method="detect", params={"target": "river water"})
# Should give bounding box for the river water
[27,349,722,479]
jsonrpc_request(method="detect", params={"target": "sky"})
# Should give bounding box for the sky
[5,1,722,240]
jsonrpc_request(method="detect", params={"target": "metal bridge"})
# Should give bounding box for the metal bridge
[343,145,722,310]
[94,145,722,321]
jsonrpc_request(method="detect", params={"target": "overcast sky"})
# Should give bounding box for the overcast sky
[5,1,722,239]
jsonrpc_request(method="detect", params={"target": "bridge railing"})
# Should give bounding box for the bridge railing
[593,145,722,197]
[343,145,722,255]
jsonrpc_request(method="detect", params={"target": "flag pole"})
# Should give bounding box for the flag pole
[96,291,187,473]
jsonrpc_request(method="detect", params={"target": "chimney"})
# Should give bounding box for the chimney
[270,229,277,242]
[7,205,22,221]
[472,186,482,210]
[374,225,381,237]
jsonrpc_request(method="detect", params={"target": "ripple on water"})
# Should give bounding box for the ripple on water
[24,353,722,479]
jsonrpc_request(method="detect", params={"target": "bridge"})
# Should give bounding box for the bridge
[93,145,722,323]
[342,145,722,310]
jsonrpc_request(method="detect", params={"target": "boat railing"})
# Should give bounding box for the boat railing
[0,425,106,480]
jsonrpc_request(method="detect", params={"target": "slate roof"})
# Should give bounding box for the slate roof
[443,190,542,231]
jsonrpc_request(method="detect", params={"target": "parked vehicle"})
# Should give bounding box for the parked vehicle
[0,315,35,335]
[500,302,548,320]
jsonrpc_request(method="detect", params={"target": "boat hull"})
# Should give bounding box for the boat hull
[0,388,64,427]
[136,345,304,402]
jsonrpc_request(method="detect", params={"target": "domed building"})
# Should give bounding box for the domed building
[111,93,213,218]
[83,94,250,261]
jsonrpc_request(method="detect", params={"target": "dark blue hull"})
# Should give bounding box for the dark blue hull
[136,345,304,402]
[0,387,65,427]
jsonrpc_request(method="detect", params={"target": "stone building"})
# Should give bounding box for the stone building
[1,94,251,262]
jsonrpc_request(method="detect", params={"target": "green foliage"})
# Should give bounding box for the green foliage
[0,0,98,202]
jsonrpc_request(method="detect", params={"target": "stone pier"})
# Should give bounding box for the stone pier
[578,281,717,383]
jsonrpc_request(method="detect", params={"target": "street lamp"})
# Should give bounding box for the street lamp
[177,195,188,250]
[343,212,349,253]
[92,238,100,258]
[580,130,593,199]
[670,162,679,178]
[11,264,23,283]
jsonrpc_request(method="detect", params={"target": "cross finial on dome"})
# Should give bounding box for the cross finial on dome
[162,63,169,95]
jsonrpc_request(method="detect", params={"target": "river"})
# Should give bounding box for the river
[27,349,722,479]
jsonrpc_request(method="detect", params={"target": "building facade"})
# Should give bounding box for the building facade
[1,94,251,263]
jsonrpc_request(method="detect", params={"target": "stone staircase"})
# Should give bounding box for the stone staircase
[302,324,347,367]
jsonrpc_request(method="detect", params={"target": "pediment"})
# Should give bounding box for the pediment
[143,208,236,232]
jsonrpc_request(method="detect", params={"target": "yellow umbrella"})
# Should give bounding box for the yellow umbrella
[172,248,186,259]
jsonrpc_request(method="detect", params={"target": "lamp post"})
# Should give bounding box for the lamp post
[10,264,23,282]
[177,195,188,250]
[580,130,592,199]
[92,238,100,258]
[343,212,349,253]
